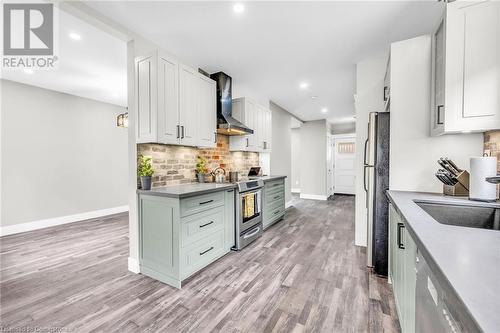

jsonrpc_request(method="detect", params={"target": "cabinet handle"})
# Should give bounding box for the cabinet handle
[246,138,249,147]
[437,105,444,125]
[181,125,185,139]
[199,246,214,256]
[214,132,217,143]
[383,86,388,102]
[199,199,214,205]
[397,223,405,249]
[273,183,280,187]
[273,210,281,215]
[274,195,280,199]
[200,221,214,228]
[176,125,180,139]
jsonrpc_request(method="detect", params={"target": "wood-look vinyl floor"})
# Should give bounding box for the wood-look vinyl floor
[0,195,400,333]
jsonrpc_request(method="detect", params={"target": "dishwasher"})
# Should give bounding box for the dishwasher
[415,251,462,333]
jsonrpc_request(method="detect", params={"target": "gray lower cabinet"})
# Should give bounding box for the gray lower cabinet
[138,189,235,288]
[263,178,286,230]
[389,203,417,333]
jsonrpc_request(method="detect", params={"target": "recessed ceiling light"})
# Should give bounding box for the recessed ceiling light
[311,95,318,99]
[69,32,81,40]
[23,68,34,74]
[233,3,245,13]
[299,82,309,89]
[321,107,328,114]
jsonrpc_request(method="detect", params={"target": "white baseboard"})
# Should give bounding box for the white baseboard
[0,205,129,237]
[128,257,140,273]
[300,193,328,201]
[285,200,293,209]
[291,188,301,193]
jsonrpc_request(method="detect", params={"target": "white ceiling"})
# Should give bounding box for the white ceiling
[1,8,127,107]
[84,1,444,122]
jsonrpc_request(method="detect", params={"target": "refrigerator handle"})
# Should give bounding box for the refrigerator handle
[363,165,372,192]
[363,138,369,165]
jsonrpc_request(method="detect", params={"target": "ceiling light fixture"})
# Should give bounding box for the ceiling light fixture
[321,107,328,114]
[69,32,81,40]
[311,95,318,99]
[23,68,34,74]
[299,82,309,89]
[233,3,245,13]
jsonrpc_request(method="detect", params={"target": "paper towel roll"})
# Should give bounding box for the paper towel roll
[470,157,497,201]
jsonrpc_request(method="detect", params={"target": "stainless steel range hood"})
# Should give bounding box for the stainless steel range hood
[210,72,254,136]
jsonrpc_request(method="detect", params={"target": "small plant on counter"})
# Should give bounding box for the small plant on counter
[138,154,154,190]
[196,156,208,183]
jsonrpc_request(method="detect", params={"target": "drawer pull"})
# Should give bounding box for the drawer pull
[273,195,280,199]
[199,199,214,205]
[200,246,214,256]
[199,221,214,228]
[272,183,281,187]
[274,210,281,215]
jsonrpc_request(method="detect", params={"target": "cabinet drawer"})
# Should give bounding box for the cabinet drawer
[180,206,224,247]
[266,183,284,195]
[266,191,285,207]
[266,198,285,212]
[265,179,284,190]
[180,191,224,217]
[265,204,285,225]
[181,230,226,279]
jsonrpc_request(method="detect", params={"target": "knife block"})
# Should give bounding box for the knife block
[443,170,469,196]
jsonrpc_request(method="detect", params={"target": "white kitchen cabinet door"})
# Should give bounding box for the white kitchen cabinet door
[264,108,272,152]
[135,53,157,143]
[433,0,500,135]
[431,16,446,136]
[179,64,199,146]
[246,99,258,150]
[157,53,179,145]
[197,74,217,148]
[256,105,265,151]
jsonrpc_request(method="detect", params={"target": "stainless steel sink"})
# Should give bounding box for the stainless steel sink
[415,201,500,230]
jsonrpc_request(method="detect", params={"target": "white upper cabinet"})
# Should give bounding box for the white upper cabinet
[179,64,199,146]
[431,0,500,135]
[135,50,216,147]
[136,53,157,143]
[157,53,179,145]
[197,74,217,148]
[229,97,272,152]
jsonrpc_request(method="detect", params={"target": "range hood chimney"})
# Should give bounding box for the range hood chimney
[210,72,254,136]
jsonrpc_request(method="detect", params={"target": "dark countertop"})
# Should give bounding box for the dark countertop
[137,183,236,199]
[386,191,500,333]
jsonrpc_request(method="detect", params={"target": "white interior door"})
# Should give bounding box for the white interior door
[326,136,334,196]
[333,137,356,195]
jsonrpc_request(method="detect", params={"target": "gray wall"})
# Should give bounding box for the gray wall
[1,79,128,227]
[300,120,327,197]
[291,128,301,191]
[269,101,292,203]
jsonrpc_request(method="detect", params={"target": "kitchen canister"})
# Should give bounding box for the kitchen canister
[469,156,497,202]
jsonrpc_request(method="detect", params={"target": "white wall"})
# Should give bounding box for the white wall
[390,35,483,192]
[354,52,387,247]
[300,120,328,199]
[291,128,301,191]
[269,101,292,203]
[329,122,356,135]
[1,79,128,230]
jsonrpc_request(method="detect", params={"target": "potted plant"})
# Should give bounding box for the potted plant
[138,154,154,190]
[196,156,208,183]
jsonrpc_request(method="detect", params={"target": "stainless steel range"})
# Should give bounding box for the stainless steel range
[233,179,264,250]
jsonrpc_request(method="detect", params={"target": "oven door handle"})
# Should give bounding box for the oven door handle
[243,226,261,239]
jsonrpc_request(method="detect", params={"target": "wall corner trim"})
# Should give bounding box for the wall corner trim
[128,257,140,273]
[0,205,129,236]
[299,194,328,201]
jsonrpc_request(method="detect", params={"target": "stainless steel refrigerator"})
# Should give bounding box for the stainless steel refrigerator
[364,112,390,276]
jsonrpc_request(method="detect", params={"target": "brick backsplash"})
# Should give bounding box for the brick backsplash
[484,130,500,173]
[138,135,260,188]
